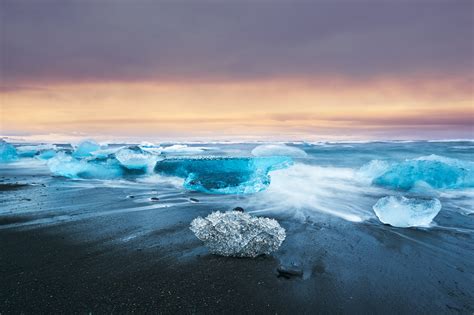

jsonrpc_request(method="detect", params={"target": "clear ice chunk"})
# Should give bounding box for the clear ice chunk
[0,140,18,162]
[154,156,292,194]
[72,140,101,158]
[373,196,442,227]
[251,144,307,158]
[190,211,286,257]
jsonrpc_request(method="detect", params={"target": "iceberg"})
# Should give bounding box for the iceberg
[373,196,442,227]
[72,140,101,158]
[362,155,474,190]
[251,144,307,158]
[190,211,286,257]
[115,146,161,171]
[154,156,292,194]
[47,152,123,179]
[0,140,18,162]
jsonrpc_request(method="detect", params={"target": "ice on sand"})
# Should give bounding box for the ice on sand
[190,211,286,257]
[373,196,442,227]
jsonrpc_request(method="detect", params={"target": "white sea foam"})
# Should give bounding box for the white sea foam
[247,163,385,222]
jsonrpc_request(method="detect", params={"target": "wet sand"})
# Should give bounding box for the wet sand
[1,175,473,314]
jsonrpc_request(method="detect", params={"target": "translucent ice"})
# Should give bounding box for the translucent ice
[72,140,101,158]
[0,140,18,162]
[373,196,442,227]
[47,152,123,179]
[251,144,307,158]
[362,155,474,190]
[190,211,286,257]
[154,156,292,194]
[115,146,161,171]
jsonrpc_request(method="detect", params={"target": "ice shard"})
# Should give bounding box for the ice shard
[190,211,286,257]
[373,196,442,227]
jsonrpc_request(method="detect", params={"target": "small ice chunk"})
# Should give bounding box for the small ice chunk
[73,140,101,158]
[0,140,18,162]
[190,211,286,257]
[251,144,307,158]
[373,196,442,228]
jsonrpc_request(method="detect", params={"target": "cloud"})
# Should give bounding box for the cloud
[1,1,473,84]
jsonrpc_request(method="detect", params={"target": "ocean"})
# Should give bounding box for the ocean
[1,140,473,313]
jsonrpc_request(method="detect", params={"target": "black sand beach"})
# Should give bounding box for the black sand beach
[1,170,473,314]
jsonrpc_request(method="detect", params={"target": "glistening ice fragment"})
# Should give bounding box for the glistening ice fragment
[373,196,442,227]
[190,211,286,257]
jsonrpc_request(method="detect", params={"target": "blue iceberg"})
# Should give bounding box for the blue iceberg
[0,140,18,162]
[72,140,101,158]
[154,156,293,194]
[373,196,442,227]
[364,155,474,190]
[47,152,124,179]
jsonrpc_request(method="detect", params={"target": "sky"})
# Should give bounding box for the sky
[1,0,473,142]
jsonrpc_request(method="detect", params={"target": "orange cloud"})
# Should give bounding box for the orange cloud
[1,76,472,141]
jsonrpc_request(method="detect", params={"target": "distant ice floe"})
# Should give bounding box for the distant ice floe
[251,144,307,158]
[155,156,292,194]
[161,144,209,154]
[373,196,442,228]
[0,140,18,162]
[360,155,474,190]
[190,211,286,257]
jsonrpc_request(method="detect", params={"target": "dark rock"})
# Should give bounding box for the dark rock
[233,207,245,212]
[150,197,160,201]
[277,266,303,279]
[189,198,199,203]
[127,195,135,199]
